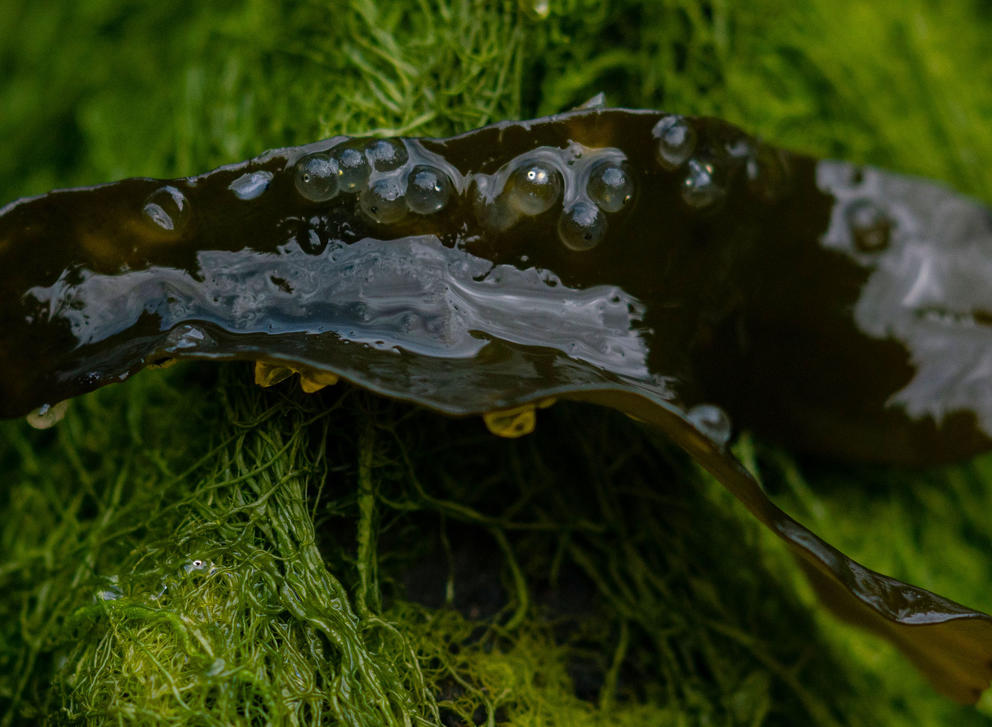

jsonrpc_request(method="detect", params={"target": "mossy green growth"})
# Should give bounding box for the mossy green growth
[4,0,992,725]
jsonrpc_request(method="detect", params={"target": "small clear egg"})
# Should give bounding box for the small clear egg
[334,146,371,191]
[142,185,191,234]
[360,176,408,224]
[846,199,891,252]
[687,403,732,448]
[587,161,635,213]
[365,138,409,172]
[558,200,607,251]
[294,153,340,202]
[681,158,726,210]
[506,161,563,216]
[652,115,698,171]
[406,165,453,214]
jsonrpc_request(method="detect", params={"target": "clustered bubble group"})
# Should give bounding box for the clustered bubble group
[292,138,641,253]
[285,116,792,253]
[293,137,457,225]
[652,113,792,211]
[473,145,637,252]
[136,113,800,258]
[652,115,726,211]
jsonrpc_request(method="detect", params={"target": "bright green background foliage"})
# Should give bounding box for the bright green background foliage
[3,1,992,725]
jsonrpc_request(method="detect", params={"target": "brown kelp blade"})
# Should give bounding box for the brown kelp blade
[576,388,992,704]
[703,436,992,703]
[797,561,992,704]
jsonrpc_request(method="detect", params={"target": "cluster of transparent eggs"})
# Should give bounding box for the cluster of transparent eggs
[471,144,637,252]
[652,113,794,211]
[294,138,457,224]
[294,137,639,253]
[137,112,803,258]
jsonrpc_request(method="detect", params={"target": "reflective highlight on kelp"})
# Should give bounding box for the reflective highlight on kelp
[3,107,992,703]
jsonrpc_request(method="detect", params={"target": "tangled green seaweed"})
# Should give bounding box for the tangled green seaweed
[4,0,992,725]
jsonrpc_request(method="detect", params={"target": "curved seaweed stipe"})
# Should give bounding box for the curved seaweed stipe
[4,107,992,702]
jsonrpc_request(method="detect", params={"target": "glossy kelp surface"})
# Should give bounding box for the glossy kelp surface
[4,107,992,702]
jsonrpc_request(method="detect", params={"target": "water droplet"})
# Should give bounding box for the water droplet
[846,198,891,252]
[687,403,732,447]
[97,585,123,601]
[558,200,608,251]
[141,186,190,234]
[587,161,635,213]
[681,158,726,210]
[183,558,213,575]
[360,176,408,224]
[229,170,273,200]
[652,115,697,171]
[506,161,563,216]
[97,576,123,601]
[365,138,409,172]
[333,146,371,191]
[294,153,340,202]
[165,324,212,351]
[521,0,550,19]
[26,400,69,429]
[298,227,325,255]
[406,164,453,214]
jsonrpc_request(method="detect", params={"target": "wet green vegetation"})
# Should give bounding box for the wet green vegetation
[4,0,992,724]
